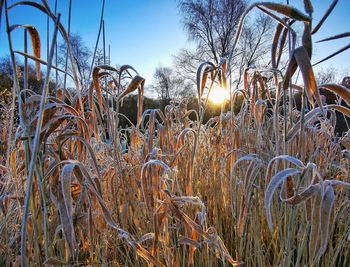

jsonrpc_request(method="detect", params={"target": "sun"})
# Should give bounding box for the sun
[207,85,229,105]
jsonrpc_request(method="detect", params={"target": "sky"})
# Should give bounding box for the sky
[0,0,191,88]
[1,0,350,93]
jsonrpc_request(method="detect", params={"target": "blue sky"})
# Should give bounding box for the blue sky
[0,0,190,85]
[1,0,350,89]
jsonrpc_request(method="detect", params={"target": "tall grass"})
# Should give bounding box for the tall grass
[1,0,350,266]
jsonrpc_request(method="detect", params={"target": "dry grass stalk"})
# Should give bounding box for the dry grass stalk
[1,0,350,266]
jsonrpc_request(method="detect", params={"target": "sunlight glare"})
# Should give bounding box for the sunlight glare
[208,85,229,105]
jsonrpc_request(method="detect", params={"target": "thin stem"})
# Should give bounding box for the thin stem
[88,0,105,80]
[198,68,220,135]
[20,13,61,267]
[24,29,28,90]
[47,13,49,61]
[4,0,25,168]
[298,90,307,158]
[54,0,58,92]
[102,19,107,96]
[63,0,72,93]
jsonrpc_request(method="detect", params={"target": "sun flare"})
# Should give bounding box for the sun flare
[208,85,229,105]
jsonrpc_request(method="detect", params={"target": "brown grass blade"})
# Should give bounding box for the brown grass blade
[9,24,41,79]
[302,22,312,58]
[313,43,350,66]
[196,62,216,99]
[90,65,118,109]
[294,46,323,110]
[282,184,320,205]
[91,67,104,108]
[56,164,78,258]
[312,0,338,34]
[220,57,227,89]
[7,2,66,39]
[257,3,310,22]
[282,53,298,92]
[118,75,145,100]
[303,0,314,15]
[317,31,350,43]
[117,75,145,126]
[94,64,119,74]
[309,190,322,262]
[119,64,138,77]
[277,26,290,66]
[265,168,301,231]
[271,22,283,70]
[319,83,350,105]
[318,184,335,258]
[243,68,250,93]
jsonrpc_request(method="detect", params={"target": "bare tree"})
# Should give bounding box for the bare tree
[152,66,194,101]
[0,56,13,76]
[179,0,247,63]
[58,33,92,86]
[175,0,274,90]
[232,14,274,89]
[94,48,110,66]
[315,67,337,85]
[154,67,172,101]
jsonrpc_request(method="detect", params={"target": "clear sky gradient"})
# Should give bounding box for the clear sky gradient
[1,0,350,89]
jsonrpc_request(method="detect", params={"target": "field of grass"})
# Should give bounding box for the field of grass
[1,0,350,266]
